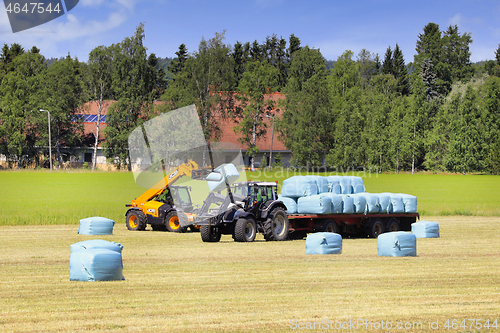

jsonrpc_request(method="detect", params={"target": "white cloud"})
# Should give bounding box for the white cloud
[448,13,462,26]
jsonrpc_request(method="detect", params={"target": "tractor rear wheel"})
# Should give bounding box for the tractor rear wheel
[200,225,221,242]
[126,210,146,231]
[264,207,289,241]
[234,217,257,242]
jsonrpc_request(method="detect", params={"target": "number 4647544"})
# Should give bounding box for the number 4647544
[444,319,498,330]
[6,2,62,14]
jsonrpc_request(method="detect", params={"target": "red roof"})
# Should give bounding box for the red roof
[80,95,288,152]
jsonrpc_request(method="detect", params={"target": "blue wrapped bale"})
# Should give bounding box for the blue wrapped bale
[345,176,365,193]
[70,239,123,253]
[326,176,342,193]
[78,217,115,235]
[364,193,380,214]
[377,231,417,257]
[69,249,125,281]
[341,195,355,214]
[278,195,297,214]
[378,193,392,214]
[400,194,418,213]
[206,163,240,192]
[349,194,367,214]
[323,193,343,214]
[412,221,439,238]
[282,176,318,198]
[389,194,405,213]
[305,175,329,193]
[339,177,352,194]
[306,232,342,255]
[298,194,332,214]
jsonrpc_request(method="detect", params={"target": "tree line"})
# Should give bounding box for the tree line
[1,22,500,173]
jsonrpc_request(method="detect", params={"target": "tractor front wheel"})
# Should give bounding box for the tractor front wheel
[234,217,257,242]
[200,225,221,242]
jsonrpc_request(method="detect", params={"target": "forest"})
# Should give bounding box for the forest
[1,22,500,173]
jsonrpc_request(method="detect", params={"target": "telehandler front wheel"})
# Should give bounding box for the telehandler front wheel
[126,210,146,231]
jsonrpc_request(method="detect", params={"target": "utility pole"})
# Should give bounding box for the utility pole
[39,109,52,173]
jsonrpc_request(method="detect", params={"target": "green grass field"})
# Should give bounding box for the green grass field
[1,169,499,226]
[1,170,500,332]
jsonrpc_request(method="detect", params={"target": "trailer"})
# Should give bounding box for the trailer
[286,212,420,239]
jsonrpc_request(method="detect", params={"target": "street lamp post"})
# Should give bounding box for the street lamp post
[265,114,275,170]
[39,109,52,173]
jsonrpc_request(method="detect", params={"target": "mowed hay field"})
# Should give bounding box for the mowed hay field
[1,171,500,332]
[1,218,500,332]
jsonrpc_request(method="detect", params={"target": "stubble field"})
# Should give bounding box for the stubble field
[0,170,499,332]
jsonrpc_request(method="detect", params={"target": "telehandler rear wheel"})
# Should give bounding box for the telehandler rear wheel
[126,210,146,231]
[165,211,187,232]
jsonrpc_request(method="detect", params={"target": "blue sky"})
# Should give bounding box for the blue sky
[0,0,499,63]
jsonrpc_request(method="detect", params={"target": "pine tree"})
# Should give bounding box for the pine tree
[421,58,439,100]
[392,44,410,95]
[382,46,393,75]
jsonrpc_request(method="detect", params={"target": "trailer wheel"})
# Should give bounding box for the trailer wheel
[234,218,257,242]
[264,207,289,241]
[126,210,146,231]
[368,218,385,238]
[200,225,221,242]
[165,211,187,233]
[386,218,400,232]
[323,219,338,233]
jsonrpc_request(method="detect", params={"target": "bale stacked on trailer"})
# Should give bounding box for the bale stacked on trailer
[279,175,417,215]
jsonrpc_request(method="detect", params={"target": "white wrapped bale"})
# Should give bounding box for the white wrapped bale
[306,232,342,255]
[278,195,297,214]
[400,194,418,213]
[297,194,332,214]
[206,163,240,192]
[78,217,115,235]
[282,176,318,198]
[349,194,367,214]
[377,231,416,257]
[412,221,439,238]
[69,240,125,282]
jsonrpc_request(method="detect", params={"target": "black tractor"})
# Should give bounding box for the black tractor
[194,181,289,242]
